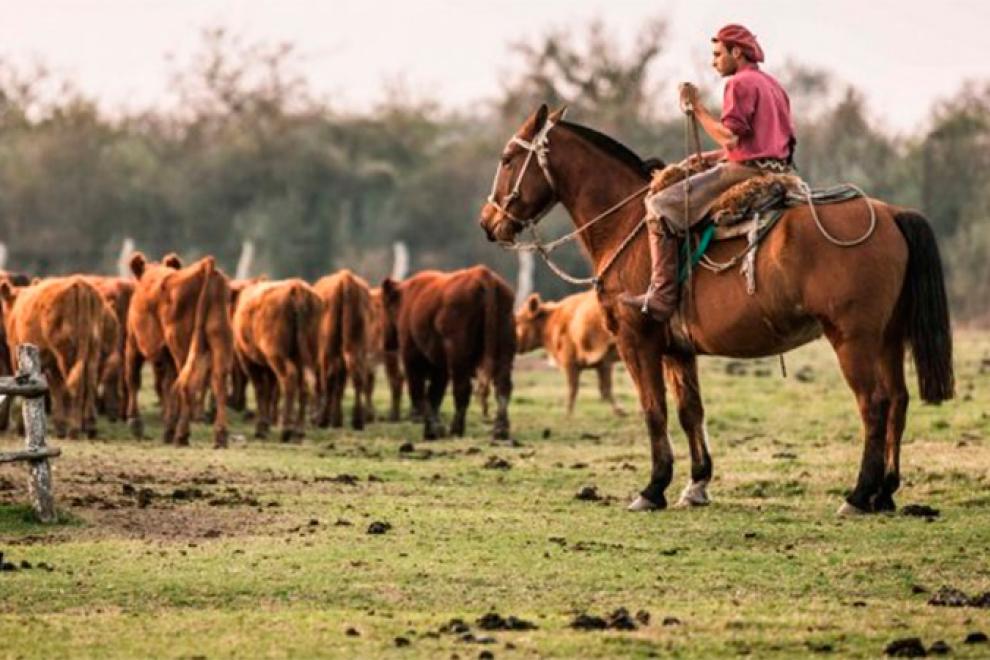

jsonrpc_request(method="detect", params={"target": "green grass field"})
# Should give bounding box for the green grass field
[1,333,988,658]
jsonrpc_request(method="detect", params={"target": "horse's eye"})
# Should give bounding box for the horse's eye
[500,154,512,166]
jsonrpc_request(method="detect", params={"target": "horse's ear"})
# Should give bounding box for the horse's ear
[534,104,549,131]
[548,106,568,123]
[526,293,542,314]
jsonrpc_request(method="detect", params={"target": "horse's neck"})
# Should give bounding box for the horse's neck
[553,134,649,274]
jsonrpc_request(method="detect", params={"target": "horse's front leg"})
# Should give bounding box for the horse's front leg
[617,327,674,511]
[663,352,713,507]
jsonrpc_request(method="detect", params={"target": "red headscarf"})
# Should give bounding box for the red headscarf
[712,24,765,63]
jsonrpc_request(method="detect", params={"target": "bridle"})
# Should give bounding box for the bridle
[486,118,559,229]
[486,119,651,288]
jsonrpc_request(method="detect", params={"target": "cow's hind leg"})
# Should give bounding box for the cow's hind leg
[386,352,404,422]
[491,359,512,441]
[346,354,366,431]
[328,360,346,428]
[124,336,145,438]
[174,350,211,447]
[596,361,626,416]
[210,349,231,449]
[159,360,179,444]
[403,352,429,428]
[423,362,448,440]
[293,358,308,440]
[244,360,271,439]
[363,368,377,423]
[564,362,580,416]
[48,373,70,439]
[449,369,471,437]
[272,358,299,443]
[663,353,713,507]
[831,336,888,515]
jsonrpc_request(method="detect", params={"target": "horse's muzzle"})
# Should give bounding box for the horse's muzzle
[479,217,495,242]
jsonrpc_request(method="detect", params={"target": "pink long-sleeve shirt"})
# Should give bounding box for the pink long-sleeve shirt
[721,63,795,162]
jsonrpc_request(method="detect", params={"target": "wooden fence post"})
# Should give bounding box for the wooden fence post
[18,344,56,522]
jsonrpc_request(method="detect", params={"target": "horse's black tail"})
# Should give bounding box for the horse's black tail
[893,210,954,403]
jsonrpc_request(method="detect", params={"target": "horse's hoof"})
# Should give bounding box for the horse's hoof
[675,481,711,508]
[627,495,662,512]
[837,500,869,517]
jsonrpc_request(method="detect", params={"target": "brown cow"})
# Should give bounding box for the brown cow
[0,272,31,431]
[313,270,373,430]
[232,279,322,441]
[363,287,404,423]
[86,276,135,421]
[227,277,265,416]
[381,266,515,440]
[515,290,626,416]
[0,276,105,438]
[125,253,234,448]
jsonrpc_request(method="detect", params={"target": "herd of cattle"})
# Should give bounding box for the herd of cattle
[0,254,625,447]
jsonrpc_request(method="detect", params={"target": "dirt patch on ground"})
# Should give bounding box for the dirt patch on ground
[2,450,302,542]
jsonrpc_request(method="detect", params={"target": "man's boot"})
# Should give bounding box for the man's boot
[619,221,679,322]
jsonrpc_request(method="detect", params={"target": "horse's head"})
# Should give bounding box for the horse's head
[479,104,567,244]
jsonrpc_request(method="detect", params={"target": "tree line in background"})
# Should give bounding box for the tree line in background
[0,20,987,322]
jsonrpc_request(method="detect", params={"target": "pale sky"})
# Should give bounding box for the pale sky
[1,0,987,134]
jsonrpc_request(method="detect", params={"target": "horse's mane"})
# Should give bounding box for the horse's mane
[559,120,663,177]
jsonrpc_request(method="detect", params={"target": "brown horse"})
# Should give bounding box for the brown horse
[479,105,954,515]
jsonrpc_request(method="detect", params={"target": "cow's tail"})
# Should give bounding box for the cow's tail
[893,210,954,403]
[480,271,505,383]
[63,280,88,399]
[343,274,367,368]
[325,277,345,377]
[64,279,102,429]
[177,258,217,390]
[291,282,318,384]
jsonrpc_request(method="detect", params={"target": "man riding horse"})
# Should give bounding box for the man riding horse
[620,24,796,322]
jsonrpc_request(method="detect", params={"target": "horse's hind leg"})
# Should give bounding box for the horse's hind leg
[831,337,888,515]
[663,352,713,507]
[874,341,908,512]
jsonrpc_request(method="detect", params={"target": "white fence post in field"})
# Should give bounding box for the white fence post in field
[0,243,8,271]
[514,251,535,310]
[117,238,135,278]
[235,240,255,280]
[391,241,409,281]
